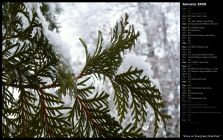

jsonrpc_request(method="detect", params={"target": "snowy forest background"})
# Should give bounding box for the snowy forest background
[8,2,180,137]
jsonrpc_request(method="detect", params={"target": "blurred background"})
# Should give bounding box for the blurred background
[42,2,180,137]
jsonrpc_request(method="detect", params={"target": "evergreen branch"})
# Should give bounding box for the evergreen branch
[40,82,60,90]
[3,3,171,137]
[2,85,18,137]
[2,81,60,90]
[2,3,72,137]
[38,89,53,137]
[68,80,121,137]
[120,123,145,138]
[13,85,37,137]
[2,35,13,40]
[112,66,171,137]
[79,13,139,80]
[76,96,107,137]
[26,89,72,138]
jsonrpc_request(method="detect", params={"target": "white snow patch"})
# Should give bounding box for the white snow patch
[44,30,72,64]
[177,85,180,94]
[8,46,17,57]
[61,94,73,107]
[117,51,162,91]
[117,21,122,33]
[17,13,29,29]
[46,3,57,13]
[9,125,16,134]
[117,51,153,79]
[150,78,162,92]
[25,3,74,71]
[142,123,150,131]
[154,47,165,59]
[87,43,96,57]
[8,87,20,101]
[168,92,174,101]
[109,13,122,27]
[104,41,112,49]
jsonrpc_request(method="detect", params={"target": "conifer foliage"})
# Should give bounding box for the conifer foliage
[2,3,171,138]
